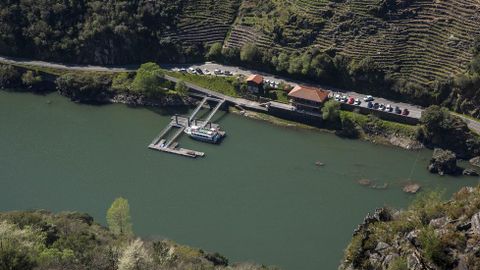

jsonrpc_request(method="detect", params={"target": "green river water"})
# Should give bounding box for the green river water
[1,91,478,269]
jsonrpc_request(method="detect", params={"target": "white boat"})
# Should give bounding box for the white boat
[184,125,223,144]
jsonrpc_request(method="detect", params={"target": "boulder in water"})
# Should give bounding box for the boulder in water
[357,179,372,186]
[428,148,460,175]
[403,183,421,194]
[462,168,479,176]
[315,161,325,167]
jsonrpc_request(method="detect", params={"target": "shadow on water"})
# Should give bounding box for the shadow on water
[146,105,191,116]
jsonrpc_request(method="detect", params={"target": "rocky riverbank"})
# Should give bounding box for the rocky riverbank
[110,92,194,107]
[339,187,480,270]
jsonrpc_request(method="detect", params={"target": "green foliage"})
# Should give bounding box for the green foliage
[420,105,453,134]
[175,80,188,96]
[338,116,360,138]
[322,100,341,122]
[409,191,446,224]
[0,210,262,270]
[240,43,259,63]
[387,257,408,270]
[0,0,184,64]
[418,227,451,267]
[0,240,36,270]
[55,72,113,103]
[132,63,165,95]
[206,43,223,61]
[0,64,21,88]
[167,71,239,97]
[21,70,42,89]
[112,72,134,92]
[420,105,480,158]
[106,197,133,237]
[343,234,364,267]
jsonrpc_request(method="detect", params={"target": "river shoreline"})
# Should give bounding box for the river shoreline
[1,86,423,152]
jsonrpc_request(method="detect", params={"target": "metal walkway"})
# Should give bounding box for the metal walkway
[148,95,226,158]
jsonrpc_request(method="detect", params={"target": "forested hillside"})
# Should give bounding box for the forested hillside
[1,0,480,115]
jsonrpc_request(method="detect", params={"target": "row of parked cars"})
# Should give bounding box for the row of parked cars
[334,94,362,105]
[174,67,234,76]
[264,79,280,89]
[334,94,410,116]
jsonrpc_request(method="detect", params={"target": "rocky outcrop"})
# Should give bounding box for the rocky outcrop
[353,208,392,236]
[462,168,479,176]
[340,186,480,270]
[470,156,480,168]
[428,148,461,175]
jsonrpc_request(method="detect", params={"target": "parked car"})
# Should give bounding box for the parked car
[354,98,361,105]
[402,108,410,116]
[395,106,401,114]
[373,102,380,109]
[334,94,341,101]
[348,97,355,104]
[224,70,232,76]
[204,69,210,75]
[363,95,374,102]
[179,68,187,73]
[379,104,386,110]
[195,68,203,75]
[386,104,393,112]
[368,101,373,108]
[214,69,221,75]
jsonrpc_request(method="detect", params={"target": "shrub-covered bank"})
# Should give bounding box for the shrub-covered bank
[0,199,275,270]
[0,63,193,107]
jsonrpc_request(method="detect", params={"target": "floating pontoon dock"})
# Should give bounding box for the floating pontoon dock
[148,96,225,158]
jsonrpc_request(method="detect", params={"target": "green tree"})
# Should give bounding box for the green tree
[321,100,341,122]
[175,80,188,96]
[0,64,21,88]
[240,43,259,63]
[112,72,133,92]
[420,105,452,134]
[21,70,42,89]
[107,198,133,237]
[132,63,165,95]
[206,43,223,61]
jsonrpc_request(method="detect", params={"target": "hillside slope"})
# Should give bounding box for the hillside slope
[227,0,480,87]
[1,0,480,113]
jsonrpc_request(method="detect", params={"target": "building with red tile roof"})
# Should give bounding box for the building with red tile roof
[246,74,265,94]
[288,85,330,111]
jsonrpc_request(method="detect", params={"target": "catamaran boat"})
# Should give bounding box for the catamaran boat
[184,125,223,144]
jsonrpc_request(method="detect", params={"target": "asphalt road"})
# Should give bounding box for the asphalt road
[1,55,479,134]
[165,62,424,119]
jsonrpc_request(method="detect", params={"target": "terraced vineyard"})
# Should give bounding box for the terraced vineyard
[222,0,480,86]
[165,0,241,46]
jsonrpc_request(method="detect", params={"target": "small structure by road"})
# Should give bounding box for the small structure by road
[246,74,265,95]
[288,85,330,111]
